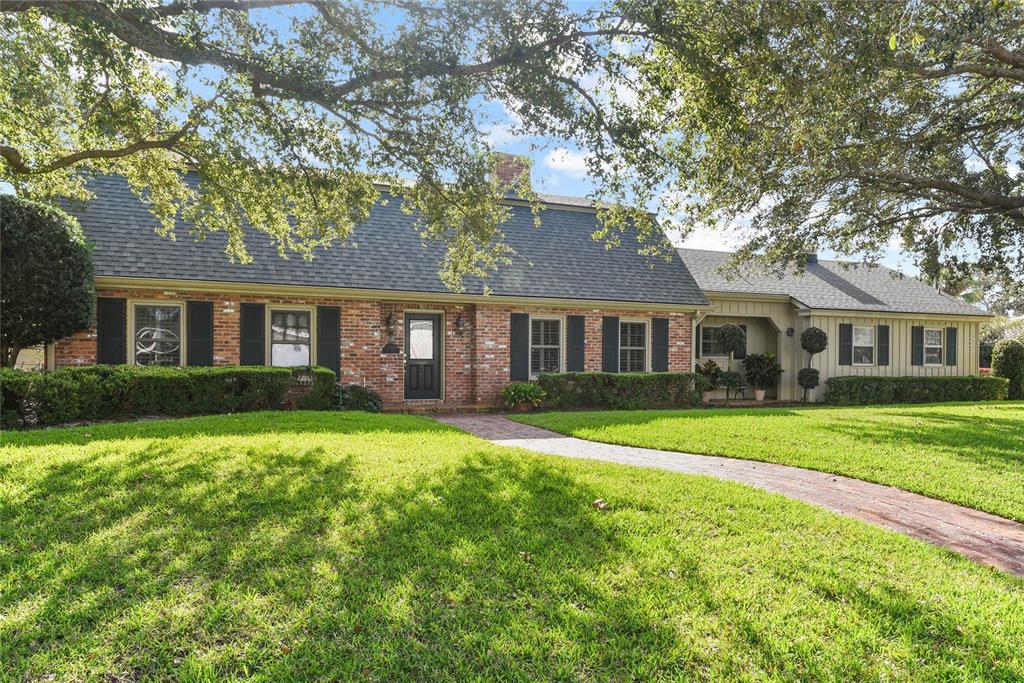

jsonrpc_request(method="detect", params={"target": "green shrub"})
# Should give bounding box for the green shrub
[695,360,722,391]
[991,339,1024,400]
[537,372,701,410]
[718,324,746,360]
[294,367,339,410]
[338,384,384,413]
[798,368,820,402]
[502,382,547,408]
[800,327,828,356]
[824,376,1008,405]
[743,353,784,390]
[0,365,333,428]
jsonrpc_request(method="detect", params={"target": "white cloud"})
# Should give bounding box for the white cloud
[676,226,741,251]
[543,147,590,178]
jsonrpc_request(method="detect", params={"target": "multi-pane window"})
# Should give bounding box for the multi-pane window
[701,326,722,356]
[924,328,944,365]
[271,309,311,366]
[530,318,561,376]
[619,321,647,372]
[134,304,182,366]
[852,325,874,365]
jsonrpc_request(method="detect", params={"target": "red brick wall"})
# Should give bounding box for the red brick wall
[54,287,694,409]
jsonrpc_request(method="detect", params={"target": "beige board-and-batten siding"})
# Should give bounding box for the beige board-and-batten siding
[803,313,982,392]
[698,295,985,402]
[699,296,802,400]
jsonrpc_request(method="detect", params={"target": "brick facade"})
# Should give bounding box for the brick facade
[54,287,695,410]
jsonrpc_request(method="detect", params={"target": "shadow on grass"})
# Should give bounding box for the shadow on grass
[2,416,1022,679]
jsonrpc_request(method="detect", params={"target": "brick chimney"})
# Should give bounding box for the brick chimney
[493,152,531,188]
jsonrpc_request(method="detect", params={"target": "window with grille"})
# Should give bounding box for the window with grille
[530,318,561,376]
[271,309,311,366]
[619,321,647,372]
[133,304,182,366]
[853,325,874,365]
[924,328,943,365]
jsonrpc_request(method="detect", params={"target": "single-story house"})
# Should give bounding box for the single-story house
[47,158,709,409]
[677,248,992,401]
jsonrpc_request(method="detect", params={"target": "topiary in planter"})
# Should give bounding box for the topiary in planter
[718,324,746,371]
[991,339,1024,399]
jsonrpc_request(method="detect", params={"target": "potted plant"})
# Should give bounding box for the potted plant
[743,352,784,401]
[695,359,722,403]
[502,382,546,411]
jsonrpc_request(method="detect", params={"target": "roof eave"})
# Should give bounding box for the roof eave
[95,275,710,313]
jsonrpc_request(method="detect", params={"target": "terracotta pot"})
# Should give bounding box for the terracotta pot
[702,390,714,403]
[514,403,532,412]
[754,388,767,402]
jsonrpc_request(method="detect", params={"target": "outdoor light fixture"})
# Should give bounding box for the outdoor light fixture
[454,311,466,333]
[786,327,795,337]
[381,312,399,354]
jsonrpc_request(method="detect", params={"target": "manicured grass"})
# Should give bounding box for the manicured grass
[2,412,1023,681]
[514,402,1024,522]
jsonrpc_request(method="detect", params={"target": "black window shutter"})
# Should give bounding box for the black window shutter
[695,324,701,359]
[240,303,265,366]
[945,326,957,366]
[876,324,890,367]
[186,301,214,366]
[602,316,619,372]
[566,315,585,372]
[734,324,748,360]
[317,306,341,378]
[652,318,669,372]
[96,297,127,364]
[509,313,529,380]
[911,325,924,366]
[838,323,852,366]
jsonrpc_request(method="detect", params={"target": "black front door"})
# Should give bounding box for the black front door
[404,313,442,399]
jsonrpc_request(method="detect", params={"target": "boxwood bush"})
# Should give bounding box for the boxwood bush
[537,372,702,410]
[823,375,1008,405]
[1,365,337,428]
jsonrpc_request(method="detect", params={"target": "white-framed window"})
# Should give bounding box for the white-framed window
[270,308,312,366]
[701,326,723,356]
[530,317,562,377]
[924,327,944,365]
[619,320,648,372]
[852,325,874,365]
[132,302,183,366]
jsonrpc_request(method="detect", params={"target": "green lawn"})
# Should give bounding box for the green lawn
[514,402,1024,523]
[2,412,1023,681]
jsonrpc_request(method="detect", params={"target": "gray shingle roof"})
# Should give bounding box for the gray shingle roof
[678,248,988,316]
[58,174,706,306]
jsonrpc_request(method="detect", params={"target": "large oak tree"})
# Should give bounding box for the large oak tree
[624,0,1023,285]
[1,0,1021,289]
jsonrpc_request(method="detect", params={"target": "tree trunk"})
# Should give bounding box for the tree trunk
[0,344,20,368]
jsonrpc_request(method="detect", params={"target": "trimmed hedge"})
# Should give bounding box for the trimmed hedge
[1,365,337,428]
[537,372,702,410]
[823,375,1008,405]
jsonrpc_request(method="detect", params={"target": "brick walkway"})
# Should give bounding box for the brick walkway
[435,414,1024,576]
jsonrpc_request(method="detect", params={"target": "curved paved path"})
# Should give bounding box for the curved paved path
[436,414,1024,576]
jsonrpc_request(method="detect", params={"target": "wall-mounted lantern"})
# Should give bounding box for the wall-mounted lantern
[381,312,400,354]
